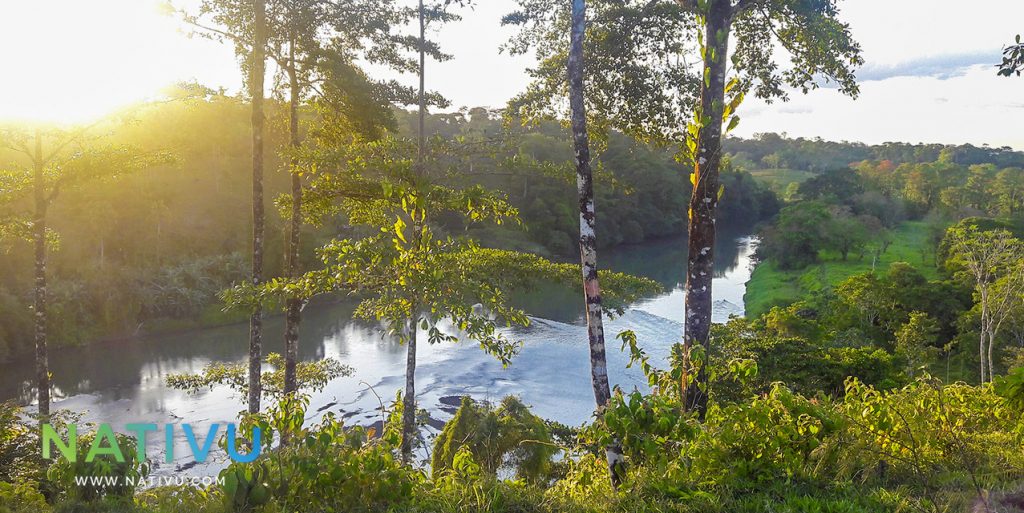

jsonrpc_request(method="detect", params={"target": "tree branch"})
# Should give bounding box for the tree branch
[732,0,758,15]
[184,18,286,65]
[675,0,698,11]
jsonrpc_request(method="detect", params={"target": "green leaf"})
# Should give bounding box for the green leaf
[394,217,407,243]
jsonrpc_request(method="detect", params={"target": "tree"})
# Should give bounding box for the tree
[998,34,1024,77]
[504,0,698,145]
[0,126,167,419]
[167,353,349,403]
[798,168,864,204]
[176,0,272,414]
[895,311,940,379]
[827,209,869,262]
[176,0,419,400]
[249,0,268,416]
[504,0,862,417]
[678,0,861,416]
[172,0,275,415]
[268,0,411,397]
[945,225,1024,383]
[993,167,1024,216]
[566,0,625,487]
[758,201,833,270]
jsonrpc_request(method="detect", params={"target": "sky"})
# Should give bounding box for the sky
[0,0,1021,149]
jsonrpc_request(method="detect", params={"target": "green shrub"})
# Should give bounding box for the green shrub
[432,396,557,483]
[46,429,148,503]
[134,486,224,513]
[0,402,44,484]
[0,480,49,513]
[220,396,421,513]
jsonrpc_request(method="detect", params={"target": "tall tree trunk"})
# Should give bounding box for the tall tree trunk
[400,0,427,462]
[417,0,426,166]
[983,327,991,385]
[283,41,301,397]
[400,312,418,460]
[683,0,731,419]
[32,131,49,420]
[980,296,988,383]
[567,0,624,488]
[248,0,267,415]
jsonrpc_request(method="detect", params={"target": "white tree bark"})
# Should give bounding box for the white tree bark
[567,0,624,487]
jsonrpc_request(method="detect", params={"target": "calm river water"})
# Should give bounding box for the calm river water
[0,233,755,474]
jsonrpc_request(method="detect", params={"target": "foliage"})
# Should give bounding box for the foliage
[139,253,248,320]
[757,201,834,270]
[894,311,940,378]
[431,396,557,483]
[581,373,1024,512]
[999,34,1024,77]
[503,0,699,144]
[229,134,661,361]
[745,221,952,319]
[214,394,422,513]
[0,402,43,484]
[133,486,224,513]
[729,132,1024,174]
[0,481,48,513]
[836,377,1024,510]
[46,430,148,503]
[831,262,965,343]
[8,371,1024,513]
[994,366,1024,412]
[166,352,350,401]
[714,315,900,398]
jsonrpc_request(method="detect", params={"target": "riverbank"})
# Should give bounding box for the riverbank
[744,221,943,318]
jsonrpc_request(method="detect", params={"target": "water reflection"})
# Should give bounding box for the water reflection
[509,230,747,323]
[0,235,754,435]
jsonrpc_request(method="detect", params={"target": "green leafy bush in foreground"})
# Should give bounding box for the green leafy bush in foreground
[4,372,1024,513]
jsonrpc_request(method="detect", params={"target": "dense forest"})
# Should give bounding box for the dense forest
[727,132,1024,173]
[2,0,1024,512]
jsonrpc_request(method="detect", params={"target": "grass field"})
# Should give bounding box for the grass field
[748,168,817,191]
[744,221,943,317]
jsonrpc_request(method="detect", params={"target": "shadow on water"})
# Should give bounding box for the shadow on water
[0,300,371,405]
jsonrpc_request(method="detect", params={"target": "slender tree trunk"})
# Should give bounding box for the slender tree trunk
[248,0,267,415]
[983,327,991,385]
[400,0,427,462]
[401,312,418,461]
[283,41,301,397]
[32,132,49,420]
[567,0,624,488]
[980,295,988,384]
[683,0,731,419]
[417,0,426,165]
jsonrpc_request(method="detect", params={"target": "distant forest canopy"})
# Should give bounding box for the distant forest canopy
[725,131,1024,173]
[0,95,777,361]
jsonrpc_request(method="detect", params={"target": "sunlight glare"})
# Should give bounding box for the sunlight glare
[0,0,238,125]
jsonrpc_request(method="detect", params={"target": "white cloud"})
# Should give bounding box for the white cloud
[732,65,1024,150]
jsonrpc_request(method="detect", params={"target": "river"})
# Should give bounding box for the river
[0,233,755,474]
